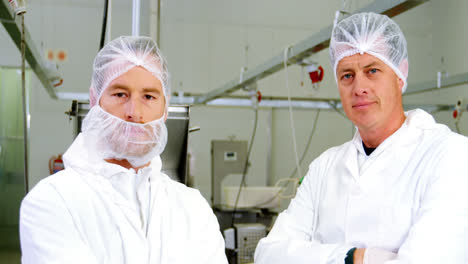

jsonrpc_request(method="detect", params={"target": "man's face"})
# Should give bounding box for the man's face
[336,53,404,132]
[100,66,166,123]
[99,66,166,156]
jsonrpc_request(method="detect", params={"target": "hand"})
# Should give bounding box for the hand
[363,248,397,264]
[353,248,366,264]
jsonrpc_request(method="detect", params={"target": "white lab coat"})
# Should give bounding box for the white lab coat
[255,109,468,264]
[20,133,228,264]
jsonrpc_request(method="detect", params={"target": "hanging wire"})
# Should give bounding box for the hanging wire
[230,106,259,226]
[251,109,321,208]
[283,46,303,180]
[328,101,348,119]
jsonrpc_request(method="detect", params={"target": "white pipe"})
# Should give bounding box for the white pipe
[56,92,90,101]
[266,108,273,186]
[132,0,140,36]
[150,0,157,42]
[107,0,112,41]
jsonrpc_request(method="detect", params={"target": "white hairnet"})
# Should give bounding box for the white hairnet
[89,36,170,107]
[330,12,409,92]
[82,36,170,167]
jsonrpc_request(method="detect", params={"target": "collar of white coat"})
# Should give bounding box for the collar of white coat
[62,133,163,180]
[352,109,444,157]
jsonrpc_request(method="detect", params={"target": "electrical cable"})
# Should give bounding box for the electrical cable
[455,120,461,134]
[283,46,303,180]
[99,0,109,50]
[230,107,259,227]
[286,110,320,179]
[250,109,321,208]
[329,101,348,119]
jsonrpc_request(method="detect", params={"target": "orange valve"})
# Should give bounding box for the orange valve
[256,91,262,102]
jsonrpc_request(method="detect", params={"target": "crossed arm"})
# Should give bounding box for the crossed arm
[255,154,468,264]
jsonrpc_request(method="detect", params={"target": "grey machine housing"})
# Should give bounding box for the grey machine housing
[68,101,191,185]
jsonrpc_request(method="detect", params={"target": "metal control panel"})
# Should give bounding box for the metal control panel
[211,140,247,208]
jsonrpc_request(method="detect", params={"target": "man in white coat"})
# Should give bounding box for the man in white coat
[20,36,228,264]
[255,12,468,264]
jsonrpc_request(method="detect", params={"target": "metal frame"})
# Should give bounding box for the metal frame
[173,94,340,109]
[58,92,459,112]
[406,72,468,95]
[56,68,468,105]
[171,93,456,113]
[193,0,428,104]
[0,0,60,99]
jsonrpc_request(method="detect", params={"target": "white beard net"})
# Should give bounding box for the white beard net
[82,36,171,167]
[329,12,409,92]
[81,105,168,168]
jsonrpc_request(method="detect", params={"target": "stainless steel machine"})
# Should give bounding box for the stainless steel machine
[67,101,191,185]
[224,223,266,264]
[211,140,248,208]
[211,140,276,264]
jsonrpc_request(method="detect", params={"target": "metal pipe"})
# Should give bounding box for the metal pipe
[266,108,273,186]
[107,0,112,41]
[132,0,140,36]
[20,13,29,193]
[157,0,161,45]
[405,72,468,95]
[99,0,109,49]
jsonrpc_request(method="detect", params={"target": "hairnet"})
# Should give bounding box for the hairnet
[329,12,409,92]
[89,36,170,107]
[83,36,170,167]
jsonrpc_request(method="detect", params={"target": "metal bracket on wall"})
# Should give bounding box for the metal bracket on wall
[0,0,61,99]
[405,72,468,95]
[171,93,456,113]
[192,0,428,105]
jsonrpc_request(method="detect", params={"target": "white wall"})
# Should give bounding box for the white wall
[1,0,152,187]
[161,0,468,204]
[1,0,468,206]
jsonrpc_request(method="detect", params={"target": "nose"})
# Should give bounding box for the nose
[352,72,370,96]
[125,97,144,123]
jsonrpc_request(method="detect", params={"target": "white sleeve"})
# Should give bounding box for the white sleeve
[387,139,468,263]
[20,181,100,264]
[190,190,228,264]
[254,161,352,264]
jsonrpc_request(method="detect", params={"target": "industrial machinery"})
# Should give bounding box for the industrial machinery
[211,140,278,264]
[224,223,266,264]
[211,140,248,208]
[211,140,283,210]
[66,101,191,185]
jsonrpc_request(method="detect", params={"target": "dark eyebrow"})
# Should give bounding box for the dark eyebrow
[107,84,129,91]
[106,84,161,95]
[340,68,353,73]
[363,62,380,69]
[142,88,161,94]
[338,68,354,75]
[338,61,382,75]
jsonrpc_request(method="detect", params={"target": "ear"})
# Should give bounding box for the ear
[399,59,409,78]
[397,78,405,93]
[164,108,168,122]
[89,86,97,107]
[164,94,170,122]
[397,59,409,93]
